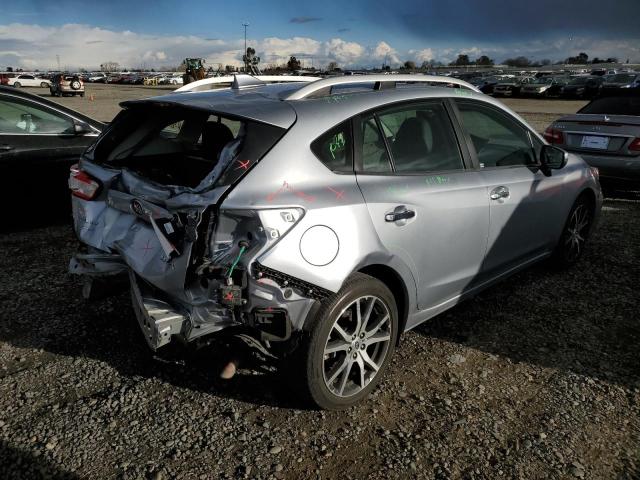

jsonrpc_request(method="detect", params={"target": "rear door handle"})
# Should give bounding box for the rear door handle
[0,144,14,151]
[385,208,415,222]
[490,186,510,200]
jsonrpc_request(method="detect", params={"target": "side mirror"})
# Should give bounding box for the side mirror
[540,144,568,172]
[73,120,91,135]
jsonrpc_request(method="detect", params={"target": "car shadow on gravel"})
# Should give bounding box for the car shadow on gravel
[415,199,640,391]
[0,441,80,480]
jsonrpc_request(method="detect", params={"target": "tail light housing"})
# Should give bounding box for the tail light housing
[69,164,101,200]
[543,127,564,145]
[629,137,640,152]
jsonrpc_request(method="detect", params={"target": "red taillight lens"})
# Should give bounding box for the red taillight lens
[629,138,640,152]
[543,127,564,144]
[69,164,101,200]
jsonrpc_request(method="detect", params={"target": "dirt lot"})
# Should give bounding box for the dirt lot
[1,85,638,480]
[31,83,588,133]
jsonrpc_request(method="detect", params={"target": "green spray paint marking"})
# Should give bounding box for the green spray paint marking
[453,88,474,96]
[387,184,410,195]
[329,132,346,159]
[425,175,450,186]
[323,94,349,104]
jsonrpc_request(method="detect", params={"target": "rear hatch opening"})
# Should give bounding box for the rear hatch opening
[69,102,291,345]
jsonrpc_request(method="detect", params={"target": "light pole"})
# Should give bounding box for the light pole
[242,22,249,72]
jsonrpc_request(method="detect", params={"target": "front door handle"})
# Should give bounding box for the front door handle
[490,186,510,200]
[0,144,14,151]
[385,208,415,222]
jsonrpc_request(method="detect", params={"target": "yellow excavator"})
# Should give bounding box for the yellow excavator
[182,58,206,85]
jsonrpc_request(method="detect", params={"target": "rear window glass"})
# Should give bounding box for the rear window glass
[311,121,353,173]
[91,106,284,190]
[608,74,637,83]
[578,97,640,115]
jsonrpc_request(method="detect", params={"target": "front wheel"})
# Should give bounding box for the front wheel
[552,196,593,268]
[40,82,49,88]
[298,273,398,410]
[13,82,21,88]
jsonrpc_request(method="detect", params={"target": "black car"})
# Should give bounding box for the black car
[0,86,104,228]
[600,73,640,95]
[560,76,604,99]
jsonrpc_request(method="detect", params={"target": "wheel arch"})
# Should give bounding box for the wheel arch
[357,263,410,342]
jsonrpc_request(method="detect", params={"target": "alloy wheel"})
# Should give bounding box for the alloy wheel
[322,295,392,398]
[563,203,591,262]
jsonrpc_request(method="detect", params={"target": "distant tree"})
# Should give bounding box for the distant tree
[452,54,471,66]
[420,60,431,70]
[403,60,416,70]
[606,57,618,63]
[382,65,391,72]
[100,61,120,73]
[504,56,531,67]
[6,67,12,72]
[475,55,494,66]
[225,64,236,73]
[327,61,339,71]
[287,56,301,71]
[565,52,589,64]
[591,57,603,64]
[540,59,551,66]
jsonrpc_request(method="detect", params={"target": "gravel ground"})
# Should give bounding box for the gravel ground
[1,199,638,479]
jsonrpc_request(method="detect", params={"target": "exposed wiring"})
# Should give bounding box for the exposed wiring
[226,245,246,279]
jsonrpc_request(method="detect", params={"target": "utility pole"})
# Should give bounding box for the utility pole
[242,22,249,72]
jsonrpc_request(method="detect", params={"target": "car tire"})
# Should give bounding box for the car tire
[80,93,84,97]
[40,82,49,88]
[295,273,399,410]
[13,82,21,88]
[71,80,81,90]
[551,195,594,268]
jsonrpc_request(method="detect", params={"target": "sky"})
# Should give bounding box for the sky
[1,0,639,70]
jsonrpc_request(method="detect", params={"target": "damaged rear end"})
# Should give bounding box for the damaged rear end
[69,92,311,350]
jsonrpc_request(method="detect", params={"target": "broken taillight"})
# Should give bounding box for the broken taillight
[69,164,101,200]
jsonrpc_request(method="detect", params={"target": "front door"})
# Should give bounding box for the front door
[354,100,490,313]
[453,99,562,275]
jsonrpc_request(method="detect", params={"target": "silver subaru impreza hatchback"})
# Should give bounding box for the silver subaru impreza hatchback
[69,74,602,409]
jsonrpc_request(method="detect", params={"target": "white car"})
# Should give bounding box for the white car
[7,74,51,88]
[167,75,184,85]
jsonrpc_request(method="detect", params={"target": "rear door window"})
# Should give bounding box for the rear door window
[358,101,464,174]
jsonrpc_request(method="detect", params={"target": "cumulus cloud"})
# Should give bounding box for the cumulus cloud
[0,22,638,71]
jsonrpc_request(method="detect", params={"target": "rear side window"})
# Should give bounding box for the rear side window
[311,121,353,173]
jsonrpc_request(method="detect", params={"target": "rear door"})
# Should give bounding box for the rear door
[354,99,490,313]
[452,99,563,276]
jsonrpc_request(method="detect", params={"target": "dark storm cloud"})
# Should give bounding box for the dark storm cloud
[366,0,640,41]
[290,16,323,24]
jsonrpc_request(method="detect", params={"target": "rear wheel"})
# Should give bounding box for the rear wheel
[552,195,593,268]
[40,82,48,88]
[297,273,398,410]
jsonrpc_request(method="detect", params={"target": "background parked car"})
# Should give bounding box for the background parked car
[544,93,640,196]
[49,74,85,97]
[521,76,569,97]
[88,72,107,83]
[0,73,15,86]
[0,86,103,228]
[600,73,640,94]
[6,74,51,88]
[560,76,604,99]
[493,77,534,97]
